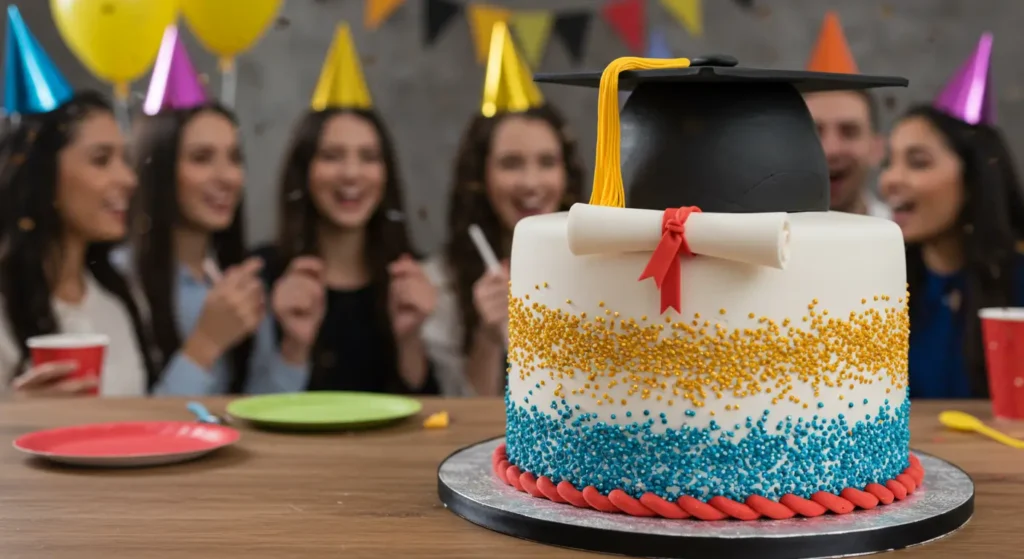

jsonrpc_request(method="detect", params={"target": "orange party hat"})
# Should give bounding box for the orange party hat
[806,12,858,74]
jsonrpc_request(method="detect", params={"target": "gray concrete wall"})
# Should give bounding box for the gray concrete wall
[7,0,1023,253]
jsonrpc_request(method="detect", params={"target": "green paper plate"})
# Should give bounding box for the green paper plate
[226,392,423,432]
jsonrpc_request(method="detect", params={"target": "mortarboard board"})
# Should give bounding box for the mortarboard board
[535,55,907,213]
[480,21,543,117]
[311,23,372,111]
[4,5,73,116]
[143,25,208,115]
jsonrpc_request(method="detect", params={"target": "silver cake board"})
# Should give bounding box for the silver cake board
[437,437,974,559]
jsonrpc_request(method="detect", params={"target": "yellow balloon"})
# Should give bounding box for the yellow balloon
[180,0,283,60]
[50,0,179,86]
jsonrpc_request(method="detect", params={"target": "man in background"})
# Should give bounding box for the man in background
[805,12,890,219]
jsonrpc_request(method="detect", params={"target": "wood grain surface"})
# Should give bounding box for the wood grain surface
[0,398,1020,558]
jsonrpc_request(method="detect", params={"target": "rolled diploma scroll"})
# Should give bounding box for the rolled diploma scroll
[566,203,791,269]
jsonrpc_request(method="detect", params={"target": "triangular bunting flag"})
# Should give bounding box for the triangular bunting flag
[467,4,512,63]
[661,0,703,38]
[602,0,646,54]
[553,12,592,64]
[646,27,672,58]
[510,10,553,69]
[365,0,407,30]
[425,0,461,45]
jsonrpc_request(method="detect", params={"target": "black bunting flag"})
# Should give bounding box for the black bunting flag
[553,12,593,65]
[425,0,462,45]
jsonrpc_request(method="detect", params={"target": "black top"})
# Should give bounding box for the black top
[535,55,909,214]
[252,246,439,395]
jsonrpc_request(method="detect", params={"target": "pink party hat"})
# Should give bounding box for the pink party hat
[934,32,995,126]
[143,25,207,115]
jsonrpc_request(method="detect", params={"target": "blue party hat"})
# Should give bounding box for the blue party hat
[4,5,73,115]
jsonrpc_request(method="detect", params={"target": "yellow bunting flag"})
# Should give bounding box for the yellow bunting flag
[480,21,544,117]
[364,0,407,30]
[590,57,691,208]
[660,0,703,38]
[467,3,512,63]
[510,10,554,69]
[311,23,373,110]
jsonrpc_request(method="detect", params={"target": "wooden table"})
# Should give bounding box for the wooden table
[0,398,1019,558]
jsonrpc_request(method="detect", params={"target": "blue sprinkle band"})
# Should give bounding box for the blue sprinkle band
[505,392,910,502]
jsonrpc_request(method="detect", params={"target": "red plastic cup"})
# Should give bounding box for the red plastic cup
[979,308,1024,420]
[27,334,108,396]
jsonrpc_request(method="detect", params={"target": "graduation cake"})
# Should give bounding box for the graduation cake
[494,55,925,520]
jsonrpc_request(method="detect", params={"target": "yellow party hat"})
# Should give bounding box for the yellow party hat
[311,23,372,110]
[480,21,544,117]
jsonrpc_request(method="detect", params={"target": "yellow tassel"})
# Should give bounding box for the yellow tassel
[589,57,692,208]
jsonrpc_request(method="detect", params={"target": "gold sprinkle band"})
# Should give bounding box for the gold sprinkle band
[508,295,909,407]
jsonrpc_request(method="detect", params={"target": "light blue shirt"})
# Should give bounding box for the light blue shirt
[112,248,310,396]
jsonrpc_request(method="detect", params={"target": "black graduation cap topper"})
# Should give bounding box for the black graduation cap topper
[535,55,908,213]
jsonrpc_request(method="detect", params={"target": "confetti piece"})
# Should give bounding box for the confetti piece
[424,411,450,429]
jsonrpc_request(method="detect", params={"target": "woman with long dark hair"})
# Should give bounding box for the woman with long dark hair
[422,105,585,396]
[880,35,1024,399]
[130,102,325,395]
[420,32,586,397]
[881,103,1024,398]
[260,108,436,393]
[255,27,436,394]
[420,24,585,396]
[0,92,156,395]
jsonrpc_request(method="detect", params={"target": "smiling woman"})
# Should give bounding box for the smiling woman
[421,105,586,397]
[254,106,438,396]
[127,103,316,397]
[0,92,157,396]
[881,104,1024,398]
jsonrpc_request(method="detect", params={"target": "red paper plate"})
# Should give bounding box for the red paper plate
[13,421,240,467]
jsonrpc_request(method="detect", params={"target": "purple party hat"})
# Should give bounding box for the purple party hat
[934,32,995,126]
[143,25,207,115]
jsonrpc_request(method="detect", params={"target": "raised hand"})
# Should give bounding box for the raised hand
[272,256,326,362]
[387,254,437,342]
[183,257,266,369]
[472,260,510,344]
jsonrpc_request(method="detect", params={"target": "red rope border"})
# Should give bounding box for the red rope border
[493,444,925,520]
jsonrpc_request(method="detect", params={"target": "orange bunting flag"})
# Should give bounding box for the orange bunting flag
[468,4,512,63]
[365,0,407,30]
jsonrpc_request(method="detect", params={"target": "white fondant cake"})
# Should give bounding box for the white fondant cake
[503,210,910,509]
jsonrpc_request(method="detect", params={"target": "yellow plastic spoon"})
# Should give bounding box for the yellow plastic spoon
[938,410,1024,449]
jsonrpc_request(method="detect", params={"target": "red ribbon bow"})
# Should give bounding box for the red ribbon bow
[638,206,702,314]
